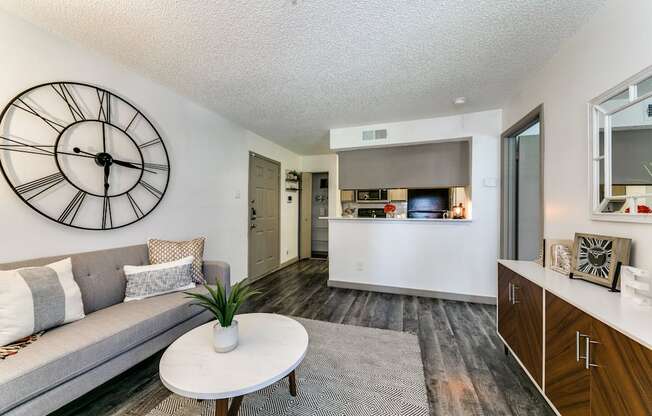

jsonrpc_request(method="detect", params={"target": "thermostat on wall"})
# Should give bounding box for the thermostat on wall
[483,177,498,188]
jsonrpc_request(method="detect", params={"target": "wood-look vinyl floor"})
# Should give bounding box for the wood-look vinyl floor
[50,259,554,416]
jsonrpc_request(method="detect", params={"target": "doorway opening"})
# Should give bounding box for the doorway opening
[501,106,544,261]
[248,152,281,280]
[299,172,329,259]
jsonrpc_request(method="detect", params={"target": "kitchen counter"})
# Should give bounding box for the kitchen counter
[326,214,496,304]
[321,217,471,222]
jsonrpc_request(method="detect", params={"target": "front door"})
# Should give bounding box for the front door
[248,153,280,279]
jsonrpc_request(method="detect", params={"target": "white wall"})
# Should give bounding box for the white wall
[327,110,502,298]
[0,11,300,282]
[503,0,652,270]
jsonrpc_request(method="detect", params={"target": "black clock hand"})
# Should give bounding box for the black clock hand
[104,163,110,194]
[73,147,156,174]
[102,123,107,153]
[112,159,156,174]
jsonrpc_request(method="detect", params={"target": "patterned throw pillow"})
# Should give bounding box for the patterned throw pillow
[0,258,85,347]
[148,237,206,283]
[124,256,195,302]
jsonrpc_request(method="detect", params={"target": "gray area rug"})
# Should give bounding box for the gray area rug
[147,317,429,416]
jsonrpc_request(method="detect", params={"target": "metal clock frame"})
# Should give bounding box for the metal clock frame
[0,81,171,231]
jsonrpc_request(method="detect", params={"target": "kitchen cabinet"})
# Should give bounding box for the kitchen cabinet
[388,188,407,201]
[340,190,355,202]
[497,264,543,387]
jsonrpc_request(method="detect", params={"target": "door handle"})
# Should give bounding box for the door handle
[250,223,256,230]
[250,206,257,220]
[508,282,512,303]
[584,336,600,369]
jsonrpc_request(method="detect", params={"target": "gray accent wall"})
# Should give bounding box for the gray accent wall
[338,141,470,189]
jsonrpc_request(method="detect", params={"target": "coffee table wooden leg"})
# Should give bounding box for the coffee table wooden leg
[228,396,244,416]
[215,399,228,416]
[288,370,297,397]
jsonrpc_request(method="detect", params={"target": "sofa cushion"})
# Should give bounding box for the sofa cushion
[0,245,150,314]
[0,286,209,415]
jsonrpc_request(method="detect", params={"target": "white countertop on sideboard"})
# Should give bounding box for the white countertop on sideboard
[499,259,652,350]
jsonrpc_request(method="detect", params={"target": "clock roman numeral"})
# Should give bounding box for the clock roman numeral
[12,99,66,133]
[58,190,87,225]
[139,180,163,199]
[0,136,55,156]
[97,90,112,123]
[52,84,85,121]
[15,172,65,200]
[126,192,145,219]
[102,196,113,229]
[139,138,161,149]
[125,111,140,132]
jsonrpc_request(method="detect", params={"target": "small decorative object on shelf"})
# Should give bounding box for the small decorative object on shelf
[185,281,260,353]
[452,203,465,219]
[285,170,300,181]
[285,170,300,191]
[620,266,652,306]
[547,240,572,275]
[384,203,396,218]
[569,233,631,290]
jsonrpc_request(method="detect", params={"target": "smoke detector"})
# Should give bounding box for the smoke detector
[454,97,466,105]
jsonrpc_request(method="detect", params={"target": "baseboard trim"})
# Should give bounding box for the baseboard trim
[245,257,300,285]
[327,280,496,305]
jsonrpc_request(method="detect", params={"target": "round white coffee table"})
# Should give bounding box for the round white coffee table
[159,313,309,416]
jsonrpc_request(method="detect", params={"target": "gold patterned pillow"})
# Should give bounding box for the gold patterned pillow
[147,238,206,283]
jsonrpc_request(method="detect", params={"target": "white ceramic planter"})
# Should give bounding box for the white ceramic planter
[213,320,238,353]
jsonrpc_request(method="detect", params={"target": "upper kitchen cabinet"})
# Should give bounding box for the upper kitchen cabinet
[340,190,355,202]
[338,141,470,189]
[388,189,407,201]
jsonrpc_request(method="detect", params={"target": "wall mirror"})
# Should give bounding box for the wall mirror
[590,66,652,223]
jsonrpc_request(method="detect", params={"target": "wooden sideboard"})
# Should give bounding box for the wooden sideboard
[497,261,652,416]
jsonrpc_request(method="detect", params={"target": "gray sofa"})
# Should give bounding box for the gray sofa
[0,244,230,416]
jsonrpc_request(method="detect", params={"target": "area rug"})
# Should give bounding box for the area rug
[146,317,429,416]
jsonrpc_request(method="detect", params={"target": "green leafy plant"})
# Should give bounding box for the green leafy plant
[185,281,260,328]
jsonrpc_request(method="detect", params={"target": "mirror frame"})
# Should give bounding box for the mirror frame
[589,65,652,223]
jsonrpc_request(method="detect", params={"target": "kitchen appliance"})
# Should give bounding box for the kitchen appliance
[356,189,388,203]
[357,208,387,218]
[407,188,450,219]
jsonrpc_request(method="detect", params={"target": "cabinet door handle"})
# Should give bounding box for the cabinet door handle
[584,336,600,369]
[508,282,512,303]
[576,331,589,362]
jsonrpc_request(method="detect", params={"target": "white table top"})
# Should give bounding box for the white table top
[159,313,309,400]
[499,260,652,350]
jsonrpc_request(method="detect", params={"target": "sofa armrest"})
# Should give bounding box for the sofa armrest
[203,261,231,292]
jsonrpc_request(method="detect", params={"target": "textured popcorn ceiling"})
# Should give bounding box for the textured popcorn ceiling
[1,1,604,154]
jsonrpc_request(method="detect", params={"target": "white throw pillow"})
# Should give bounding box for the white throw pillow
[124,256,196,302]
[0,258,85,347]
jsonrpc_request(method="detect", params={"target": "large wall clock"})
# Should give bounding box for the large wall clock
[0,82,170,230]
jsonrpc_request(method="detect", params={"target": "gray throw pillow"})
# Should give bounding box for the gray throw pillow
[124,256,195,302]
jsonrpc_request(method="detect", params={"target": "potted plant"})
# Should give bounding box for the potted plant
[185,281,260,353]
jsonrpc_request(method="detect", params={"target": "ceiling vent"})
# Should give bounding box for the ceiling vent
[362,129,388,141]
[648,104,652,117]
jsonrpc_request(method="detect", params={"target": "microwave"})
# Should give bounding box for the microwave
[356,189,388,202]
